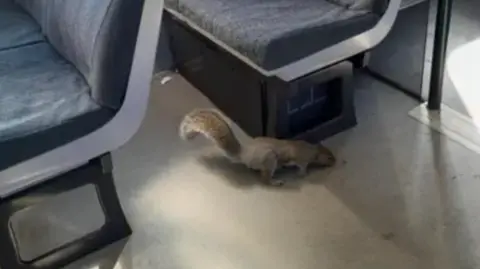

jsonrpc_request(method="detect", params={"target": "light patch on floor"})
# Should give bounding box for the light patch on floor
[410,103,480,154]
[446,37,480,119]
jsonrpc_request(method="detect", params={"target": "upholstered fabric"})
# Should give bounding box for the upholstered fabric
[0,43,102,142]
[14,0,144,108]
[329,0,390,13]
[13,0,49,29]
[0,0,44,51]
[174,0,380,70]
[327,0,376,10]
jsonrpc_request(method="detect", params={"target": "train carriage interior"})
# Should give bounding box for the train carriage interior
[1,0,480,268]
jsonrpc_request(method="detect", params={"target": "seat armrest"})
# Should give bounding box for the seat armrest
[271,0,401,81]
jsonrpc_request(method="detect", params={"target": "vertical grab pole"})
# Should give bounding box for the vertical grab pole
[427,0,454,110]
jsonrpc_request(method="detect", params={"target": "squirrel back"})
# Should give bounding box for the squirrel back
[179,108,242,160]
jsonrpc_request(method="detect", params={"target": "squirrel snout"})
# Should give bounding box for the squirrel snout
[327,154,336,165]
[316,147,336,167]
[323,153,336,166]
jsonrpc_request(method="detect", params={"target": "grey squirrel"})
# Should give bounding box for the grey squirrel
[179,108,336,186]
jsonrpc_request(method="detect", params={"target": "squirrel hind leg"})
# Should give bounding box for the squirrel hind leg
[296,164,308,177]
[259,152,284,186]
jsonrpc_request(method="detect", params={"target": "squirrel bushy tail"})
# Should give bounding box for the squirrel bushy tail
[179,108,242,160]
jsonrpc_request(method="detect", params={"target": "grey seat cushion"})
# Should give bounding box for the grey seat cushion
[0,43,103,142]
[168,0,381,70]
[0,0,144,170]
[0,43,113,169]
[0,0,44,51]
[328,0,376,10]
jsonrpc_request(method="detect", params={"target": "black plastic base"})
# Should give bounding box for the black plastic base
[167,13,357,142]
[264,62,356,143]
[0,155,131,269]
[350,52,371,69]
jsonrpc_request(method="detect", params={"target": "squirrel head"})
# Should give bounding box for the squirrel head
[314,144,336,167]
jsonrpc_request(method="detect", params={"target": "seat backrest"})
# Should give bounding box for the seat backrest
[15,0,145,109]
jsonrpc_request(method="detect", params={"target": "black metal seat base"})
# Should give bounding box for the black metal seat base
[0,155,131,269]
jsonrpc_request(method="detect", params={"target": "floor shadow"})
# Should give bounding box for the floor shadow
[196,152,303,191]
[430,132,479,269]
[323,75,441,265]
[196,153,260,188]
[196,148,335,191]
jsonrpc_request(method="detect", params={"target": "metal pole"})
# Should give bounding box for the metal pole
[427,0,454,110]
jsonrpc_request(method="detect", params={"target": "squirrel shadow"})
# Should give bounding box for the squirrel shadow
[197,152,333,190]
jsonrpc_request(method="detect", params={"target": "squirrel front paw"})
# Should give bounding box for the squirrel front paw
[269,178,285,187]
[297,166,308,177]
[261,169,284,186]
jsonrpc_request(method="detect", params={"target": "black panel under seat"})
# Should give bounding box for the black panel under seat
[166,12,357,142]
[265,62,356,143]
[287,80,343,134]
[0,155,131,269]
[275,79,346,138]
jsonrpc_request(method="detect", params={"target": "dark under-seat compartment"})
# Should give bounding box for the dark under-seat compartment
[167,13,357,141]
[286,80,343,136]
[264,62,356,142]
